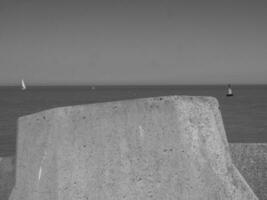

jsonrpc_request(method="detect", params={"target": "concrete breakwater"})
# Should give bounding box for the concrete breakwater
[2,96,260,199]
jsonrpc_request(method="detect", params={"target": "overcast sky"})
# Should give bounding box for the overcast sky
[0,0,267,85]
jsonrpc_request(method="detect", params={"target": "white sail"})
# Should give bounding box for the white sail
[21,79,26,90]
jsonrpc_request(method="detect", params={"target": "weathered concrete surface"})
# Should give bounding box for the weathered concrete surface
[2,145,267,200]
[9,96,258,200]
[0,156,15,200]
[230,143,267,200]
[2,144,266,200]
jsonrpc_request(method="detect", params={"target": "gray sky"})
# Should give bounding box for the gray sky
[0,0,267,85]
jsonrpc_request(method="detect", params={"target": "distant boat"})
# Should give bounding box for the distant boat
[226,84,233,97]
[21,79,27,90]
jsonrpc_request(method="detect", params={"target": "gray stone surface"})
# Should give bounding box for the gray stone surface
[9,96,258,200]
[230,143,267,200]
[0,156,15,200]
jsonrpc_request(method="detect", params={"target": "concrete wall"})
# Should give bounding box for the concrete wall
[6,96,259,199]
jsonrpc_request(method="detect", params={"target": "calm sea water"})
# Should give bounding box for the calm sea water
[0,85,266,156]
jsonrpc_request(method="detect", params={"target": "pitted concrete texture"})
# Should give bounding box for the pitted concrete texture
[2,145,266,200]
[0,156,15,200]
[230,143,267,200]
[9,96,258,200]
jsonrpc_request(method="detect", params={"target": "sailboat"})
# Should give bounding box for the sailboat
[21,79,27,90]
[226,84,233,97]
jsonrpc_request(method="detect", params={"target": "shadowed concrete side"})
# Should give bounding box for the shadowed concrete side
[230,143,267,200]
[9,96,258,200]
[0,156,15,200]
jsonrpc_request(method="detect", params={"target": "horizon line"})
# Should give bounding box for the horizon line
[0,84,267,87]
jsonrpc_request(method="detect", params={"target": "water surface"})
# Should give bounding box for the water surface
[0,85,266,156]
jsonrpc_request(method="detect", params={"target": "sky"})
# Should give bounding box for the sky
[0,0,267,85]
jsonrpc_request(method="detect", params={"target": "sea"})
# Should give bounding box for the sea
[0,85,266,156]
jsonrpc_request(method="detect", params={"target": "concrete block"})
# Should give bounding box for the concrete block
[230,143,267,200]
[2,144,266,200]
[9,96,258,200]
